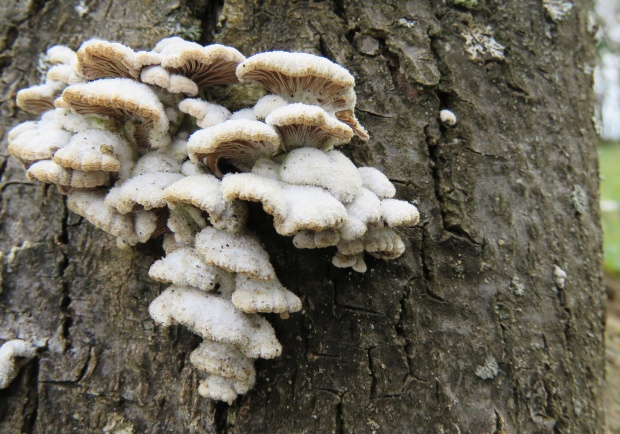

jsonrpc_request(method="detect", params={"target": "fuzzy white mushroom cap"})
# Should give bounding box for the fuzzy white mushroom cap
[149,286,282,359]
[380,199,420,227]
[155,39,246,88]
[106,172,184,214]
[237,51,355,88]
[340,188,382,240]
[149,247,220,291]
[8,127,72,164]
[47,64,84,85]
[52,129,130,174]
[27,160,110,188]
[141,65,199,96]
[190,340,256,386]
[0,339,37,389]
[132,152,181,176]
[253,95,288,119]
[232,275,302,314]
[364,227,405,260]
[439,109,457,126]
[279,148,362,203]
[198,375,246,404]
[237,52,368,140]
[221,173,347,236]
[16,81,65,115]
[61,78,170,149]
[188,120,280,177]
[293,229,340,249]
[229,108,257,121]
[357,167,396,198]
[47,45,77,66]
[194,227,276,280]
[76,39,159,80]
[163,174,247,232]
[179,99,231,128]
[265,103,353,151]
[67,190,137,241]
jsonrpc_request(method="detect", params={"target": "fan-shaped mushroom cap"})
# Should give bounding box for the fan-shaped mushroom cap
[149,286,282,359]
[132,152,181,176]
[364,227,405,260]
[292,229,340,249]
[45,108,110,134]
[237,51,368,140]
[163,174,247,232]
[380,199,420,227]
[27,160,110,188]
[47,45,77,65]
[180,161,207,176]
[60,78,170,149]
[67,190,136,240]
[253,94,288,119]
[221,173,286,221]
[52,129,131,175]
[140,65,199,96]
[229,108,257,121]
[336,238,365,256]
[232,275,301,314]
[0,339,37,389]
[266,103,353,151]
[198,375,251,404]
[105,172,184,214]
[178,98,230,128]
[275,184,347,236]
[332,252,367,273]
[7,121,38,143]
[76,39,160,80]
[149,247,219,291]
[251,157,281,179]
[187,120,280,177]
[47,64,84,85]
[221,173,347,236]
[16,81,65,115]
[237,51,354,95]
[156,39,246,88]
[357,167,396,198]
[278,148,362,203]
[340,188,382,240]
[8,127,72,164]
[190,340,256,385]
[194,227,275,280]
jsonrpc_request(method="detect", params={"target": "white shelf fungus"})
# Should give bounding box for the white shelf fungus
[149,286,282,359]
[195,227,276,280]
[265,103,353,151]
[232,274,302,315]
[188,120,280,177]
[60,78,171,149]
[149,247,220,291]
[279,148,362,203]
[16,81,66,115]
[0,339,37,389]
[9,37,420,403]
[237,51,368,140]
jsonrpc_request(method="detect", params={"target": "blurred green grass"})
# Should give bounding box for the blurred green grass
[600,142,620,274]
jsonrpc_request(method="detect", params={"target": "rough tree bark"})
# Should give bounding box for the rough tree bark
[0,0,605,432]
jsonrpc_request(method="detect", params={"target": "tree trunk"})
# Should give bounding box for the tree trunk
[0,0,605,432]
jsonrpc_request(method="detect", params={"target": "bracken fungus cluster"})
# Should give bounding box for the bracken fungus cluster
[7,37,420,403]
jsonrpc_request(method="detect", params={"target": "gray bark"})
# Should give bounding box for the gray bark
[0,0,605,433]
